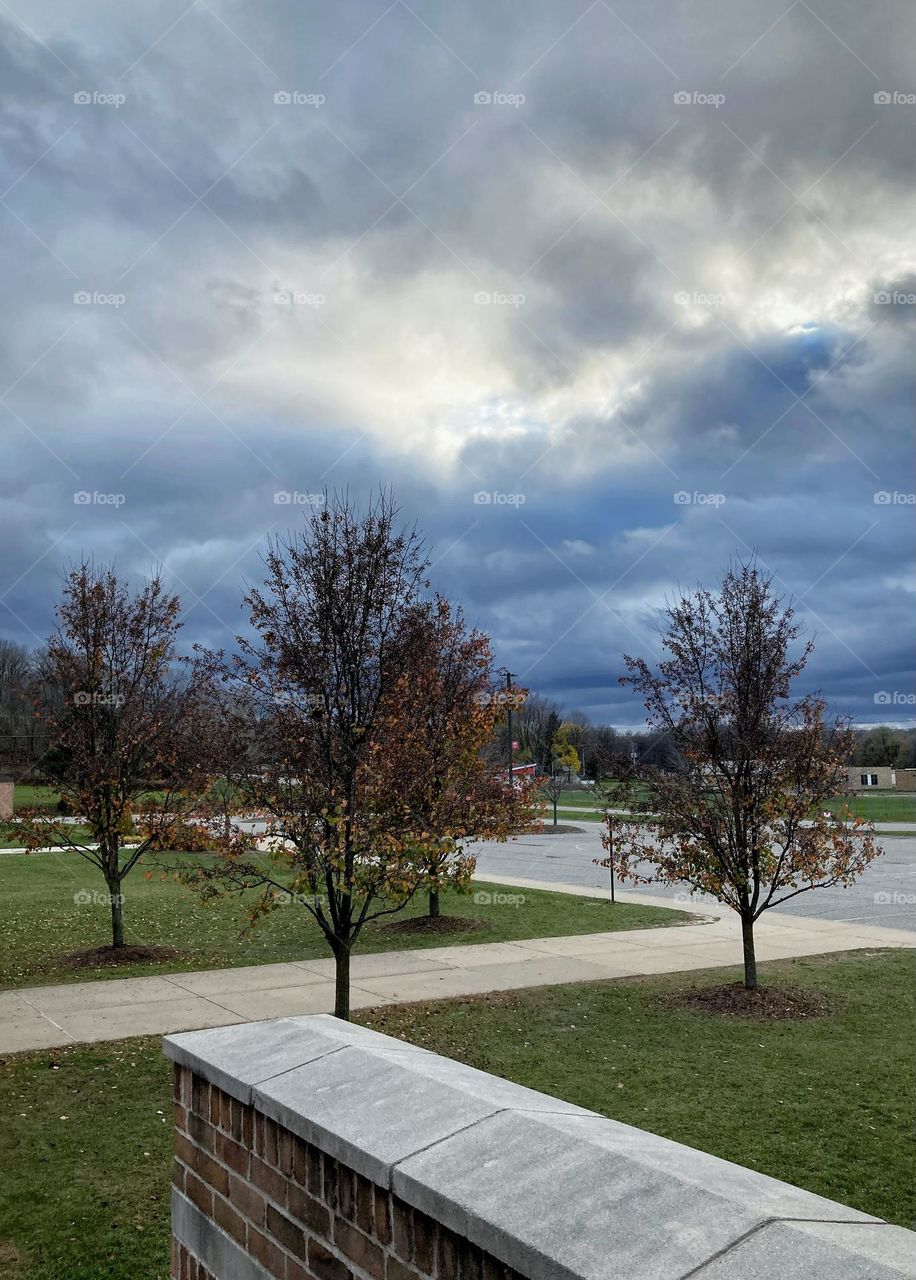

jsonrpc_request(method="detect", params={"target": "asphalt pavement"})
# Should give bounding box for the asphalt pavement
[473,820,916,930]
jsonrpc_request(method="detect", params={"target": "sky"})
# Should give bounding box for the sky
[1,0,913,729]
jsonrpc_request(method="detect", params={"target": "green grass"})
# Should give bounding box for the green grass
[0,951,910,1279]
[544,788,916,825]
[822,793,916,823]
[0,827,98,850]
[0,1036,171,1280]
[11,786,61,812]
[360,950,916,1227]
[0,853,687,989]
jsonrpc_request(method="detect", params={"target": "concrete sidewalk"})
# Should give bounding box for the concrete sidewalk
[2,883,914,1054]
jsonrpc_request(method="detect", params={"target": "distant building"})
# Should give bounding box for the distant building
[844,766,916,792]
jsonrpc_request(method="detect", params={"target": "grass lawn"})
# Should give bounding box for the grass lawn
[0,950,910,1279]
[0,853,687,989]
[543,788,916,825]
[11,785,60,811]
[361,950,916,1227]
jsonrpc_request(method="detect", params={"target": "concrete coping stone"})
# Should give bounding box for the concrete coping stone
[164,1015,916,1280]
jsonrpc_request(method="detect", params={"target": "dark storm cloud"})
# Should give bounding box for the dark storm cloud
[0,0,913,727]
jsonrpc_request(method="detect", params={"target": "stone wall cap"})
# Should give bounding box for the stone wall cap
[164,1015,916,1280]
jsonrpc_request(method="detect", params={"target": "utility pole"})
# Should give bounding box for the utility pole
[607,814,616,905]
[504,668,516,789]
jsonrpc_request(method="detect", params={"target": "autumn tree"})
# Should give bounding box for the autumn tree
[5,564,214,950]
[603,560,881,990]
[194,492,526,1018]
[403,603,536,919]
[552,724,581,781]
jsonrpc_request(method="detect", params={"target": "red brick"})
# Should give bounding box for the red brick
[174,1131,198,1173]
[191,1075,210,1116]
[413,1211,436,1273]
[355,1175,374,1235]
[277,1128,295,1177]
[386,1259,422,1280]
[216,1130,249,1177]
[185,1171,213,1218]
[373,1190,391,1246]
[230,1097,246,1144]
[267,1202,306,1258]
[286,1258,316,1280]
[188,1111,216,1155]
[228,1172,267,1229]
[171,1160,186,1193]
[174,1102,188,1132]
[251,1154,288,1205]
[213,1193,248,1249]
[197,1149,230,1197]
[334,1218,383,1279]
[288,1182,331,1238]
[308,1239,352,1280]
[249,1225,288,1275]
[322,1155,339,1210]
[437,1233,458,1280]
[338,1168,356,1222]
[391,1201,412,1260]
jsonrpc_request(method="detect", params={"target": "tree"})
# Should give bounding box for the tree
[552,724,581,781]
[603,560,881,991]
[5,564,213,949]
[0,639,46,772]
[855,726,908,768]
[540,773,565,825]
[194,492,527,1019]
[405,601,535,919]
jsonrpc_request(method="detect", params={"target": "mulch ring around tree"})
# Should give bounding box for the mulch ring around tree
[57,944,180,970]
[663,981,840,1021]
[537,823,584,834]
[378,915,485,937]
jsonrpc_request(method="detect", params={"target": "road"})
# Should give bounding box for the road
[473,821,916,930]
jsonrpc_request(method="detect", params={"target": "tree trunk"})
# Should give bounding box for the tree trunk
[552,799,557,826]
[108,878,125,948]
[332,943,351,1020]
[428,889,440,919]
[741,913,758,991]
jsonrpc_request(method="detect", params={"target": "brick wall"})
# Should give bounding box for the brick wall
[172,1062,524,1280]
